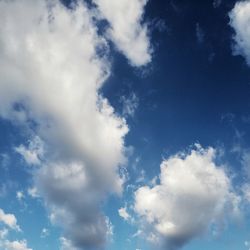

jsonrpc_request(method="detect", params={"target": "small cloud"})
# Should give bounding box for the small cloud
[118,207,131,221]
[132,230,142,238]
[16,191,25,202]
[150,18,168,33]
[27,187,39,199]
[15,136,44,166]
[93,0,152,66]
[229,1,250,66]
[0,208,20,231]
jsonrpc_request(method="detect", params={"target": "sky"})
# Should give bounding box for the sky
[1,0,250,249]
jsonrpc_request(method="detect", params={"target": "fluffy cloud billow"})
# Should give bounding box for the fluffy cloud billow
[230,0,250,66]
[0,0,151,249]
[134,145,240,249]
[93,0,151,66]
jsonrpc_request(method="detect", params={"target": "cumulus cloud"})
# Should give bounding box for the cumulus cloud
[0,0,136,248]
[134,145,240,249]
[0,209,20,231]
[229,1,250,66]
[118,206,131,221]
[93,0,152,66]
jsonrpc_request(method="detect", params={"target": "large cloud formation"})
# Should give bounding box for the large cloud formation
[229,0,250,65]
[0,0,150,249]
[134,146,240,249]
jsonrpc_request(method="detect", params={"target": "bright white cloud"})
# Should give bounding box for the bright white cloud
[229,1,250,66]
[93,0,151,66]
[118,207,131,221]
[0,0,131,248]
[134,145,240,249]
[2,240,32,250]
[0,209,20,231]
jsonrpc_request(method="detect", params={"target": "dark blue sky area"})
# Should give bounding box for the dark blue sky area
[102,0,250,165]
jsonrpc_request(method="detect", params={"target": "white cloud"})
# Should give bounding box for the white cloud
[1,240,32,250]
[93,0,151,66]
[16,191,24,202]
[60,237,78,250]
[0,211,31,250]
[27,187,39,199]
[118,207,131,221]
[0,209,20,231]
[0,0,132,248]
[15,136,44,166]
[134,145,240,249]
[229,1,250,66]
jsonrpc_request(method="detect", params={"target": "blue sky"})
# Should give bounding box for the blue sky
[1,0,250,250]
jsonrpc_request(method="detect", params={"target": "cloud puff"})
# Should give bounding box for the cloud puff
[118,206,131,221]
[0,209,32,250]
[0,0,139,248]
[93,0,151,66]
[0,209,20,231]
[229,1,250,66]
[134,145,240,249]
[2,240,32,250]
